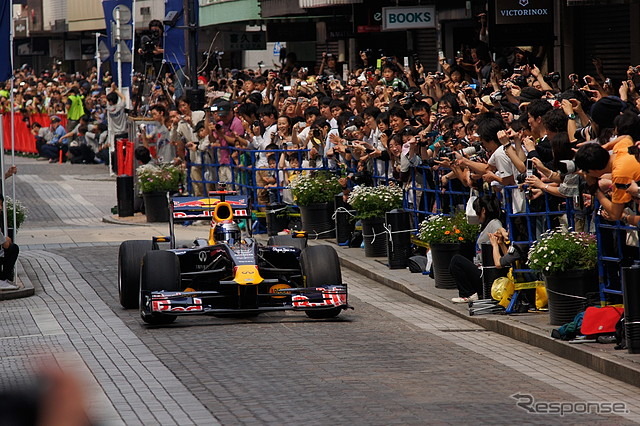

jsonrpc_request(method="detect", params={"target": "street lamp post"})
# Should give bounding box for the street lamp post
[95,32,106,85]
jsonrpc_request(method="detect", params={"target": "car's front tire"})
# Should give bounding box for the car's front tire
[118,240,153,309]
[140,251,181,325]
[300,245,343,319]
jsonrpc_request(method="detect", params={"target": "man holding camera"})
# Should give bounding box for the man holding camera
[185,119,211,196]
[249,104,278,166]
[138,20,164,79]
[140,105,175,164]
[210,100,243,187]
[575,136,640,225]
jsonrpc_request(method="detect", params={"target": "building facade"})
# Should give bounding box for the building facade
[11,0,640,83]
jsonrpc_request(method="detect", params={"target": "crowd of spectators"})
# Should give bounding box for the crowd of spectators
[173,46,640,240]
[4,44,640,242]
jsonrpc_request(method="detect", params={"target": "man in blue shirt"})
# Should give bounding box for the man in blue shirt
[39,116,68,163]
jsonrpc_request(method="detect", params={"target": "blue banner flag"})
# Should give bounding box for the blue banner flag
[0,0,12,81]
[101,0,133,88]
[163,0,187,68]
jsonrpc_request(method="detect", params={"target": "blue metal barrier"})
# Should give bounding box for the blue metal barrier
[594,203,640,298]
[502,185,577,245]
[186,146,356,210]
[186,146,638,304]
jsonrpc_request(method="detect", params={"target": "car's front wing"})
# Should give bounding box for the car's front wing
[145,285,350,315]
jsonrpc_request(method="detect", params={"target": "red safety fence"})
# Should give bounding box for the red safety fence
[2,113,68,154]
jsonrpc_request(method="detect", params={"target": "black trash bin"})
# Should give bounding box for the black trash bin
[623,262,640,354]
[116,175,134,217]
[386,209,412,269]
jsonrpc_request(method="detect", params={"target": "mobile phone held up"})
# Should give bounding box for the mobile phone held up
[526,159,535,177]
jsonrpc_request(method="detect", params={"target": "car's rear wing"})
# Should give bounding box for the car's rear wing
[171,194,251,221]
[167,193,252,249]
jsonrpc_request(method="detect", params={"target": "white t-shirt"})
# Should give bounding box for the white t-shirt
[488,145,525,213]
[251,123,277,165]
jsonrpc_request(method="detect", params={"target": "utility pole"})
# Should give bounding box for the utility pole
[183,0,203,108]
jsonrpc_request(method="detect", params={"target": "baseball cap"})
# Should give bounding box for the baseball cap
[193,120,205,133]
[213,100,232,116]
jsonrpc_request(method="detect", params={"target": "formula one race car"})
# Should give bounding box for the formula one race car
[117,191,351,325]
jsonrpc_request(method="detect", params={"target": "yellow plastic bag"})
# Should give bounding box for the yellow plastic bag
[491,268,546,309]
[535,286,548,309]
[491,276,515,308]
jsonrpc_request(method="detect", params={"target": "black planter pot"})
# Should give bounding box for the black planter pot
[386,209,411,269]
[623,263,640,353]
[480,243,508,299]
[266,204,289,236]
[143,191,170,223]
[459,241,476,262]
[544,269,598,326]
[300,203,334,239]
[361,217,387,257]
[430,242,461,289]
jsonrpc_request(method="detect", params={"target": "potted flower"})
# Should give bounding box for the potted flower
[417,212,480,289]
[137,163,185,222]
[347,184,403,257]
[527,229,598,325]
[418,212,479,245]
[4,197,27,238]
[290,172,342,239]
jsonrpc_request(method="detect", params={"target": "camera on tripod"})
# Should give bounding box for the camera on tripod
[140,30,161,59]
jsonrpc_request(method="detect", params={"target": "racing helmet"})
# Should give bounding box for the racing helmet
[213,221,241,244]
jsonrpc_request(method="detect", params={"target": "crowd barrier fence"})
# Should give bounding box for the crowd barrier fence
[188,150,640,301]
[1,112,68,154]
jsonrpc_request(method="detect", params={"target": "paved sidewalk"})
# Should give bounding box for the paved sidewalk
[303,237,640,389]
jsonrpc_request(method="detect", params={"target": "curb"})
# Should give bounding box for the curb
[0,260,35,301]
[102,215,154,226]
[309,239,640,389]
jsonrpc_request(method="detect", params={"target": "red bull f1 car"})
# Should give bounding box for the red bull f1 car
[117,191,351,325]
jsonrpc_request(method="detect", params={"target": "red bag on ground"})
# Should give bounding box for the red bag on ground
[580,306,624,336]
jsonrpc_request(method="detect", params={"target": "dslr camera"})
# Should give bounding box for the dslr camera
[544,72,561,83]
[458,142,484,158]
[557,160,576,175]
[140,30,161,59]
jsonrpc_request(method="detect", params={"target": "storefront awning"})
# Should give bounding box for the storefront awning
[567,0,634,4]
[299,0,362,8]
[259,0,305,17]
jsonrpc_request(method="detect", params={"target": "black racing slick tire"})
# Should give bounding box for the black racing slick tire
[118,240,153,309]
[300,245,343,319]
[267,234,307,251]
[139,250,181,325]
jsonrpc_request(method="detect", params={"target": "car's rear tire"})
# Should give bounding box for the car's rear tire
[268,234,307,251]
[300,245,343,319]
[140,251,181,325]
[118,240,153,309]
